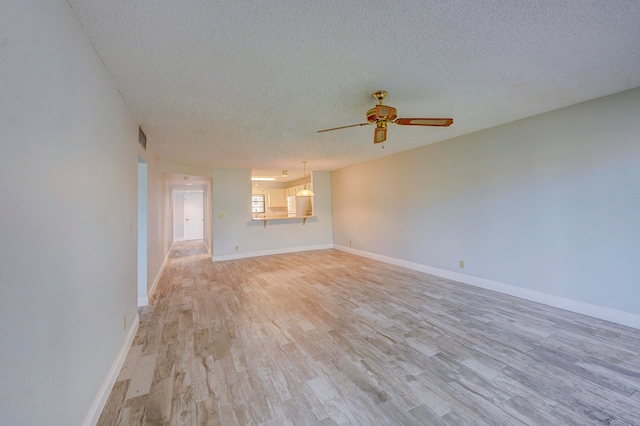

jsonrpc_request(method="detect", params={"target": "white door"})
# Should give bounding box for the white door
[184,192,204,240]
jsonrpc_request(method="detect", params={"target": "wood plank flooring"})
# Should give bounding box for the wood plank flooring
[98,240,640,425]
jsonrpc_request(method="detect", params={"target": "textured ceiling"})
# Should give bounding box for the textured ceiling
[67,0,640,177]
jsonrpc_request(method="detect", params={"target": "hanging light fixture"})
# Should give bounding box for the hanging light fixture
[296,161,315,196]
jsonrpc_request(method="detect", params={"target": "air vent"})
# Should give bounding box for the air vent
[138,126,146,150]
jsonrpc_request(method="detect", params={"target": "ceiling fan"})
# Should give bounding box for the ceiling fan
[317,90,453,145]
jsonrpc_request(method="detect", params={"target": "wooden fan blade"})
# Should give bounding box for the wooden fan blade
[394,118,453,127]
[317,122,372,133]
[374,126,387,144]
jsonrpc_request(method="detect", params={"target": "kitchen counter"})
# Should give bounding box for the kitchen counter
[252,215,316,228]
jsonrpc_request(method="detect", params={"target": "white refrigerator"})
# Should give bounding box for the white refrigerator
[287,195,312,217]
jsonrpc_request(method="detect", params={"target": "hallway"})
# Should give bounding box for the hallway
[98,241,640,425]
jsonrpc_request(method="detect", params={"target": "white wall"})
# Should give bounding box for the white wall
[173,191,186,241]
[203,182,212,252]
[332,88,640,320]
[0,1,142,424]
[137,143,172,306]
[137,160,148,303]
[212,169,333,259]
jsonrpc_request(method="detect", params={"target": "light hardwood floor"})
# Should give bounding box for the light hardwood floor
[98,240,640,425]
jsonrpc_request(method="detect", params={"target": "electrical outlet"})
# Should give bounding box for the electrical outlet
[459,260,465,269]
[131,222,136,233]
[349,240,352,245]
[235,245,239,251]
[123,316,127,330]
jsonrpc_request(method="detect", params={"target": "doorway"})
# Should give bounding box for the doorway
[174,191,204,241]
[184,192,204,240]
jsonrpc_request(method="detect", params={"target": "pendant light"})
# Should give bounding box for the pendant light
[296,161,315,196]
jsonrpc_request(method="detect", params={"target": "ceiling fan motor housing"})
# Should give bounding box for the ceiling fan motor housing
[367,105,398,123]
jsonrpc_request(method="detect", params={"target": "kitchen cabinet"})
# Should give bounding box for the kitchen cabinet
[277,184,313,199]
[267,188,286,207]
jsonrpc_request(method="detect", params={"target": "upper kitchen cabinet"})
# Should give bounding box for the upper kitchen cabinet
[267,188,287,208]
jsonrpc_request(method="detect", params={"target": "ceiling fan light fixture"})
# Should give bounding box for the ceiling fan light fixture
[374,127,386,144]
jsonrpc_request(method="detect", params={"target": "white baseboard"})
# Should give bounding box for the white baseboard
[83,314,140,426]
[139,241,174,307]
[334,245,640,330]
[137,295,148,307]
[212,243,333,262]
